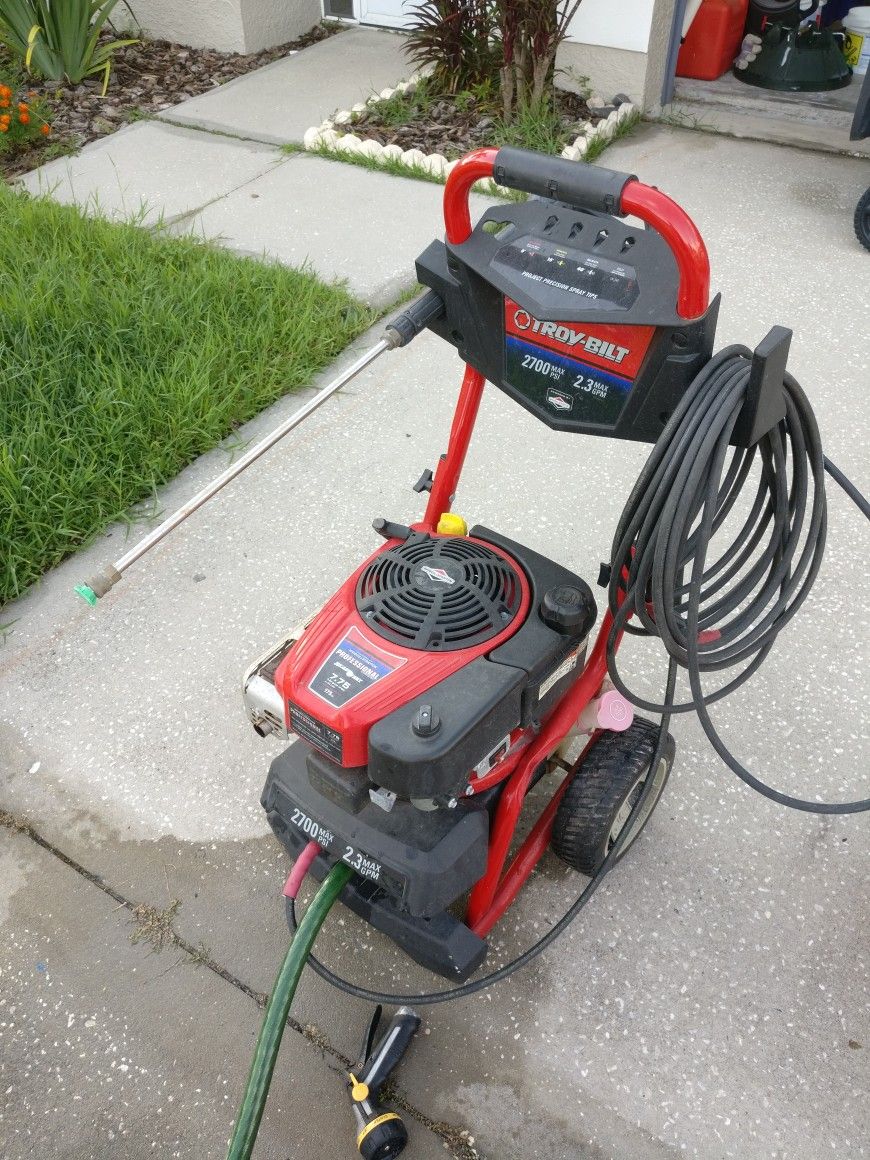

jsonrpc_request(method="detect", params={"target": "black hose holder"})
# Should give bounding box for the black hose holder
[730,325,791,447]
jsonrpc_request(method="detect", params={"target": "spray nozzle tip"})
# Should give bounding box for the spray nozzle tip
[74,584,98,606]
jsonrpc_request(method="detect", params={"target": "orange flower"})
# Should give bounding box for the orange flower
[18,112,29,124]
[0,124,7,134]
[0,114,10,126]
[18,102,28,113]
[0,99,10,109]
[0,85,10,99]
[41,123,51,136]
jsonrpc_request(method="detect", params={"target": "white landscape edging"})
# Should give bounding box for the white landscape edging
[302,79,638,192]
[558,97,639,161]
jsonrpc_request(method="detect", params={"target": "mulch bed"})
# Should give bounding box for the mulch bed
[351,88,614,159]
[1,22,339,180]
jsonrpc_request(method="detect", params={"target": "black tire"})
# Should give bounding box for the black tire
[551,718,675,876]
[855,187,870,252]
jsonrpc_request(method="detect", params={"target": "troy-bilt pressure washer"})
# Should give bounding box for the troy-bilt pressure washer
[76,147,869,1160]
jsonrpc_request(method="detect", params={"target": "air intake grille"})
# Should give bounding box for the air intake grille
[356,535,522,651]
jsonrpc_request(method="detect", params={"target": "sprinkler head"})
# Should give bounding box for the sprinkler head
[357,1114,408,1160]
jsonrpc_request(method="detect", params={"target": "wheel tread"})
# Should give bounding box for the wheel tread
[854,187,870,252]
[551,718,675,875]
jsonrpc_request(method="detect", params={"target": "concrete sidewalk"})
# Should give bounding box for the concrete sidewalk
[19,27,430,309]
[2,124,869,1160]
[157,27,409,145]
[20,127,493,308]
[0,826,451,1160]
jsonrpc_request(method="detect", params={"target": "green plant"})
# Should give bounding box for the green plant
[122,104,149,123]
[24,134,76,163]
[302,139,446,185]
[468,76,497,104]
[489,94,568,153]
[357,82,429,128]
[0,0,136,92]
[0,186,377,607]
[494,0,585,120]
[0,69,52,152]
[453,88,474,113]
[405,0,499,94]
[559,65,591,99]
[405,1,587,122]
[584,106,641,161]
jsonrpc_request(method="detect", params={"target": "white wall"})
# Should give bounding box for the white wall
[116,0,320,53]
[241,0,322,53]
[566,0,656,53]
[115,0,245,52]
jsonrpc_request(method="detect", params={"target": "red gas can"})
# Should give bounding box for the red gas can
[676,0,750,80]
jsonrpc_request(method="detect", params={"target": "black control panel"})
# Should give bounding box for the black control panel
[491,234,640,313]
[415,193,720,443]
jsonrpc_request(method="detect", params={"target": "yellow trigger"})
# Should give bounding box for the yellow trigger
[349,1073,369,1102]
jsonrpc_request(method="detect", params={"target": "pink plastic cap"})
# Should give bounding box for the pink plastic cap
[596,689,634,732]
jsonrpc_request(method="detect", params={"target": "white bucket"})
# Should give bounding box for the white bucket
[844,7,870,75]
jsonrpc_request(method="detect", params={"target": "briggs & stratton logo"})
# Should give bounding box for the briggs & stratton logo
[420,565,455,585]
[546,389,573,413]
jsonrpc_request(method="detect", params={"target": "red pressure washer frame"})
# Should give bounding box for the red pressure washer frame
[422,149,711,937]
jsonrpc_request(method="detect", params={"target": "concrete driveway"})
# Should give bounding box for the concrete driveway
[1,125,868,1159]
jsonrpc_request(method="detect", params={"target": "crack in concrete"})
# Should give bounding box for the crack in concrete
[0,808,479,1159]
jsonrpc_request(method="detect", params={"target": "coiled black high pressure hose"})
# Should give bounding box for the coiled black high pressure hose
[288,347,869,1006]
[606,345,868,815]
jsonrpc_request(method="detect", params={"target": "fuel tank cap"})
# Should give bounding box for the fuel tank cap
[540,584,596,636]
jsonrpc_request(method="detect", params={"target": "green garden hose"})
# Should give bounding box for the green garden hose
[226,861,353,1160]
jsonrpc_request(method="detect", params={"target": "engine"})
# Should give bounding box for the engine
[244,524,596,979]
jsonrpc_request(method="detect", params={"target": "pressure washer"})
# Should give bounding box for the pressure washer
[75,146,869,1159]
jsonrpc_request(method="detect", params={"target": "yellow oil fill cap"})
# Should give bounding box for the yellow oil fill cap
[437,512,468,536]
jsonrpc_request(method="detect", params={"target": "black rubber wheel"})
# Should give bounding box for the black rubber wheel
[855,187,870,253]
[551,718,675,875]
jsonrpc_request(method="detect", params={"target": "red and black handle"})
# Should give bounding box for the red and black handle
[443,146,710,319]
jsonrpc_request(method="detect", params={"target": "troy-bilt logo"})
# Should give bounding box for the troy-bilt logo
[512,308,630,366]
[420,565,455,585]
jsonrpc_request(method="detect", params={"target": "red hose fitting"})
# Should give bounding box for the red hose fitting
[283,840,320,899]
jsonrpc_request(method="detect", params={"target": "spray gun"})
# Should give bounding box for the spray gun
[346,1005,421,1160]
[74,291,444,605]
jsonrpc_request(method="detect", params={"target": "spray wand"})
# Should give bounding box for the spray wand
[74,291,443,606]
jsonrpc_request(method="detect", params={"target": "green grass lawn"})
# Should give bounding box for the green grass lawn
[0,187,377,608]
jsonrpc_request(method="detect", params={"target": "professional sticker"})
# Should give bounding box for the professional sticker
[308,625,406,709]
